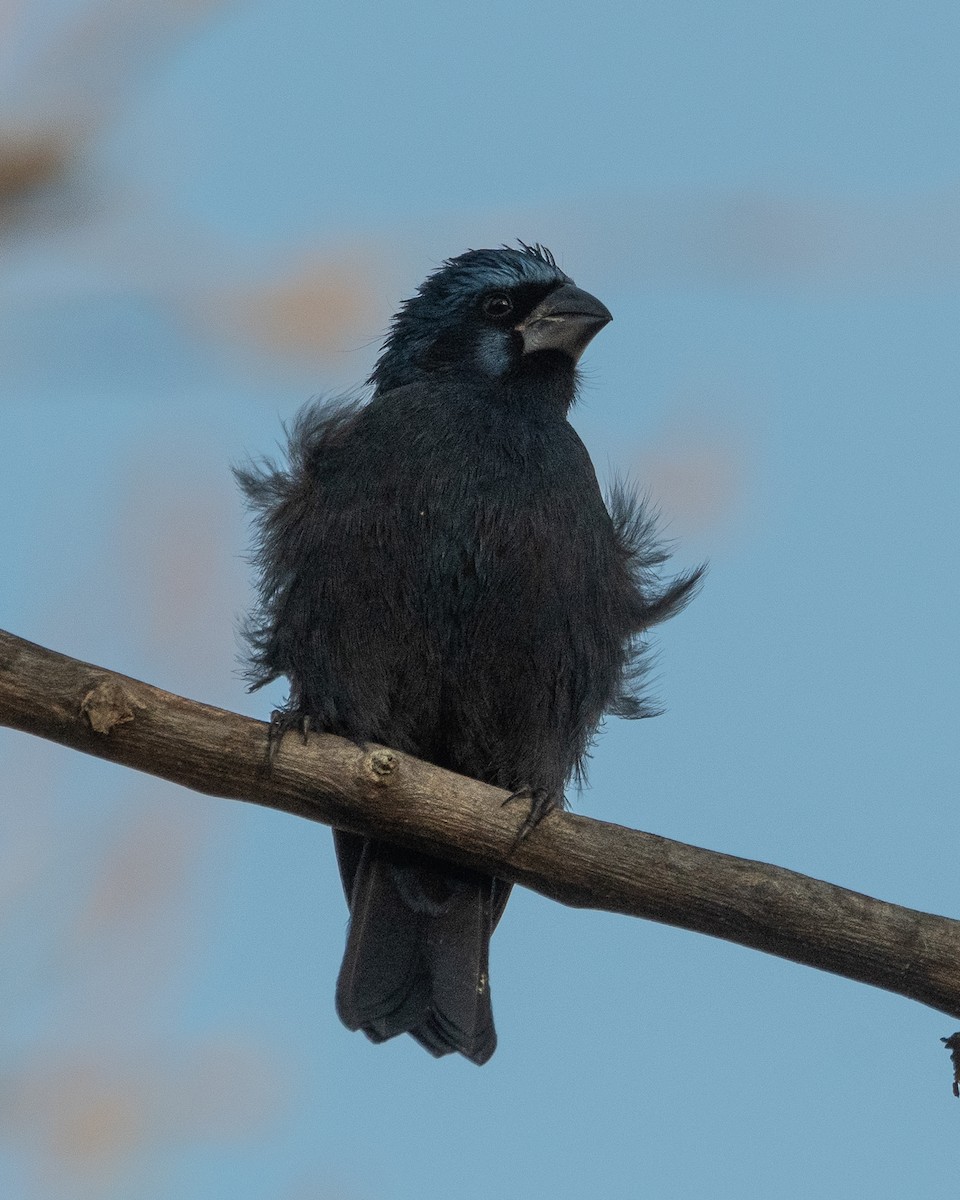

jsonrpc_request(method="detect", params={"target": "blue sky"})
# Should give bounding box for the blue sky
[1,1,959,1197]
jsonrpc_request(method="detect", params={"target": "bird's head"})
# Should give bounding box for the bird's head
[369,243,611,396]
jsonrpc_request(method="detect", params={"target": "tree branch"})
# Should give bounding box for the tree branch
[1,626,958,1019]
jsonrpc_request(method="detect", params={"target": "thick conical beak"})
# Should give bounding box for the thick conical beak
[518,283,612,361]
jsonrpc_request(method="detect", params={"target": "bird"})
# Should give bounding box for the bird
[236,243,703,1065]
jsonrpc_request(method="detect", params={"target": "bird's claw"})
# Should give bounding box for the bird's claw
[267,709,315,763]
[502,786,557,847]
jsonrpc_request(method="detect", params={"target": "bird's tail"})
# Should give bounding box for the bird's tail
[334,836,498,1065]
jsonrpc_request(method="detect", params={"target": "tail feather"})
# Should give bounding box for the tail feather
[334,836,499,1065]
[419,879,496,1063]
[335,842,432,1035]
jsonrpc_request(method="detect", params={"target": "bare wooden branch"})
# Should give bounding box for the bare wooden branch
[1,626,958,1018]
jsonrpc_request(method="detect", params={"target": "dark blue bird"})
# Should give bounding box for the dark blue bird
[236,244,702,1064]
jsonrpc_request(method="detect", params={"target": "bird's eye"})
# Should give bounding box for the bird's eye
[482,292,514,319]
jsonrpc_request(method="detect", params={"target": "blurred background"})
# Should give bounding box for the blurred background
[1,1,959,1196]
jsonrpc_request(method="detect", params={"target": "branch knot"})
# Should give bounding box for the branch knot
[368,749,397,780]
[80,679,144,735]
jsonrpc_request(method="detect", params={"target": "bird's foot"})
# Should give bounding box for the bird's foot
[502,786,557,846]
[267,709,316,763]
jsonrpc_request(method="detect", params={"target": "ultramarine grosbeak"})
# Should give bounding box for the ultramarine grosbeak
[237,244,702,1064]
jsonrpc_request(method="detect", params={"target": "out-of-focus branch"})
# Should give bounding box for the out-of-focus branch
[0,131,72,202]
[2,627,959,1019]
